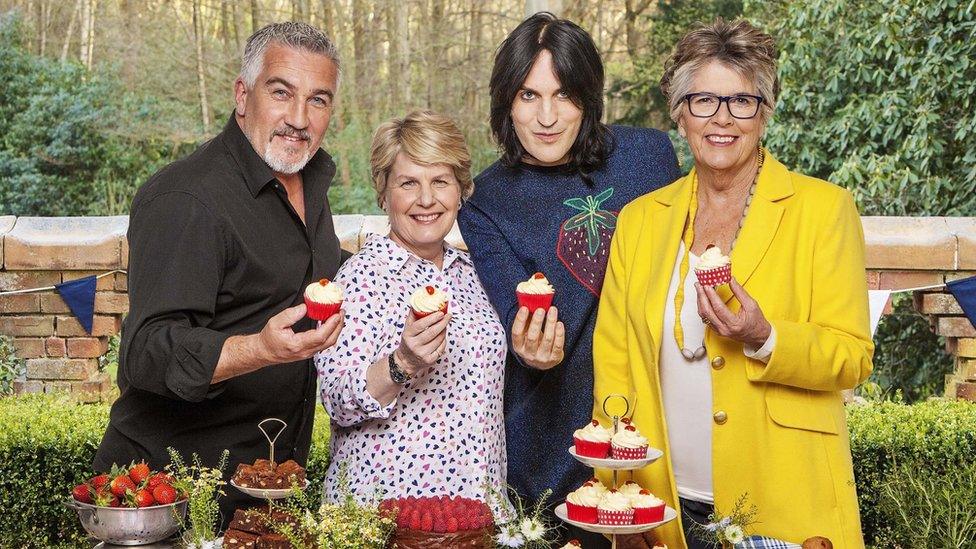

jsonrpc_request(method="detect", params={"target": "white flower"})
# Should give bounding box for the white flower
[496,527,526,547]
[724,524,745,545]
[520,517,545,540]
[705,521,720,532]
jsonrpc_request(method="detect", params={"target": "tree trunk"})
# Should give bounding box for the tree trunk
[350,0,367,114]
[192,0,212,134]
[624,0,652,59]
[396,0,410,107]
[60,0,80,62]
[465,2,482,114]
[79,0,90,67]
[249,0,260,35]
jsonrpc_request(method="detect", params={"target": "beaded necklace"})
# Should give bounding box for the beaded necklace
[673,148,765,361]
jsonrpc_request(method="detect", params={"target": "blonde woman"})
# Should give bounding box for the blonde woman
[594,20,873,548]
[314,111,508,508]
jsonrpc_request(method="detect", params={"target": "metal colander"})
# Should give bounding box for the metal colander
[64,498,187,546]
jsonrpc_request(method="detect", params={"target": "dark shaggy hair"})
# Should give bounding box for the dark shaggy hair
[488,12,611,175]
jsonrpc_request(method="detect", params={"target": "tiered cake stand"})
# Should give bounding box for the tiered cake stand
[230,418,309,500]
[554,396,677,548]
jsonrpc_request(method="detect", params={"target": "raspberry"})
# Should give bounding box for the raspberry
[447,517,459,532]
[420,511,433,532]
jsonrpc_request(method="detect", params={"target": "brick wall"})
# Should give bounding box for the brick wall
[1,215,974,402]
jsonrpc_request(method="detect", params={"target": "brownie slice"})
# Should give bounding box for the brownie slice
[229,508,266,535]
[256,532,293,549]
[223,529,259,548]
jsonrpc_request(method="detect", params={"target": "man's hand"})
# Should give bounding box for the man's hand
[395,310,450,377]
[255,303,344,364]
[511,306,565,370]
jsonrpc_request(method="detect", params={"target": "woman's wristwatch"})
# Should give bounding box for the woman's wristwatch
[388,351,410,385]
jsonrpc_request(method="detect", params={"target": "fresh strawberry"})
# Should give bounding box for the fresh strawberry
[90,474,110,491]
[152,484,177,505]
[128,462,151,486]
[127,489,155,508]
[556,187,618,296]
[146,472,172,491]
[420,511,433,532]
[72,484,93,504]
[94,488,119,508]
[408,509,422,530]
[110,474,136,497]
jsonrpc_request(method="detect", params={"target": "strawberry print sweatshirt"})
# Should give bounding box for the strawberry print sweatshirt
[458,125,680,513]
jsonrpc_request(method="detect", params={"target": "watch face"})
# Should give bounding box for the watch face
[389,355,409,384]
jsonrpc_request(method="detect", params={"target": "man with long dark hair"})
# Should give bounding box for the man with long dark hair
[459,12,681,546]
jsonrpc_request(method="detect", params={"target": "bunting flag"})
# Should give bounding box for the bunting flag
[54,276,97,335]
[868,290,893,337]
[947,275,976,329]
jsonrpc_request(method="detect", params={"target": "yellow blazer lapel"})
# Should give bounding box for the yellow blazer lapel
[716,151,794,304]
[644,175,694,342]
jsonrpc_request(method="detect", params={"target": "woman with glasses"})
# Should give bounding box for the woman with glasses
[593,19,873,548]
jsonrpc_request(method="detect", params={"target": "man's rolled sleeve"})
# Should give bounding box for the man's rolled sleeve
[121,191,230,402]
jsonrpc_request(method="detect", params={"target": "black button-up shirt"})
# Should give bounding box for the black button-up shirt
[95,114,342,521]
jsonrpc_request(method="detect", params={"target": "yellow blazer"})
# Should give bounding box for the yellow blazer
[592,152,873,548]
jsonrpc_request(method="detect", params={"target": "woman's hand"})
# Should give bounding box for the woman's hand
[696,277,771,348]
[395,310,450,376]
[511,306,565,370]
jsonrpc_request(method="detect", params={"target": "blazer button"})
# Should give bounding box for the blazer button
[713,411,728,425]
[711,356,725,370]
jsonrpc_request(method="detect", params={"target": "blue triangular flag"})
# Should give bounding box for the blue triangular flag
[55,276,97,334]
[947,275,976,330]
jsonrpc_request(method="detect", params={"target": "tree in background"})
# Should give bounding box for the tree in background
[0,13,186,216]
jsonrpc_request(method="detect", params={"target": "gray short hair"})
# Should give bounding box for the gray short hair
[240,22,342,89]
[660,18,779,126]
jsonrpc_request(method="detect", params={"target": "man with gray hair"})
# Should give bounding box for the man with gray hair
[95,22,345,526]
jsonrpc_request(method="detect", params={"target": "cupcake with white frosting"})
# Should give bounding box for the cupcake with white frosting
[565,481,604,524]
[631,489,666,524]
[559,541,582,548]
[597,490,634,526]
[694,244,732,287]
[573,420,612,458]
[617,480,643,498]
[409,285,448,319]
[611,424,649,460]
[515,272,555,312]
[304,278,344,321]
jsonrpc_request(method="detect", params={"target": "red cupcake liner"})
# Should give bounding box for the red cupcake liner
[574,438,611,458]
[516,291,554,313]
[695,264,732,287]
[305,298,342,321]
[633,503,665,524]
[611,444,648,460]
[565,501,598,524]
[411,303,448,319]
[597,509,634,526]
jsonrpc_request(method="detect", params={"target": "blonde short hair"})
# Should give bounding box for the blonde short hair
[660,18,779,125]
[369,110,473,207]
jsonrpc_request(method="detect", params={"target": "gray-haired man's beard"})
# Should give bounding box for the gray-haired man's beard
[263,127,314,174]
[242,125,314,175]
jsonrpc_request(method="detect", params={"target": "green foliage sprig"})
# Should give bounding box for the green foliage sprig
[877,459,976,547]
[487,483,558,549]
[260,463,395,549]
[165,447,229,548]
[0,334,25,396]
[688,493,759,546]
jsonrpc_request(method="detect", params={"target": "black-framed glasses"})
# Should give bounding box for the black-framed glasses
[683,93,764,119]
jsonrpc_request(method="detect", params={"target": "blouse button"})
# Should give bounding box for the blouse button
[713,411,728,425]
[711,356,725,370]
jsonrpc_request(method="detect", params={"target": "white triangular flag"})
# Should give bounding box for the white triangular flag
[868,290,892,337]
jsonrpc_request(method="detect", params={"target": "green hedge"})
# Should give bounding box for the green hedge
[1,395,974,547]
[0,395,330,548]
[848,399,976,547]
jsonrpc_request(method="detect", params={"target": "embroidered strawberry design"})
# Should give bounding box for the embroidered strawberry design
[557,187,617,296]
